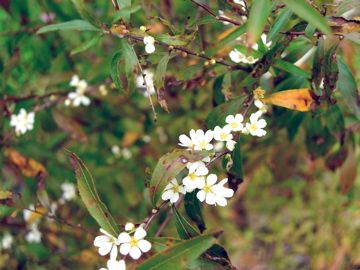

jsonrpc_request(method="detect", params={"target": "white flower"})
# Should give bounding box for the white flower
[226,139,236,151]
[252,34,272,50]
[196,174,234,206]
[94,228,120,260]
[144,36,155,54]
[254,99,267,114]
[100,259,126,270]
[1,233,13,250]
[25,223,42,243]
[121,148,132,160]
[193,129,214,151]
[142,135,151,143]
[125,222,135,231]
[67,88,91,107]
[234,0,246,8]
[23,204,35,222]
[182,161,208,192]
[118,226,151,260]
[245,55,259,64]
[178,129,197,149]
[61,182,76,202]
[136,70,156,97]
[245,112,267,137]
[162,178,186,203]
[10,109,35,135]
[229,49,246,63]
[70,75,80,87]
[111,145,121,157]
[213,141,225,152]
[225,114,244,132]
[213,126,233,142]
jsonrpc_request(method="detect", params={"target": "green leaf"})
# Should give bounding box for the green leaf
[273,59,310,78]
[154,53,173,90]
[246,0,271,44]
[122,39,138,91]
[281,0,332,34]
[71,34,102,55]
[156,33,195,46]
[267,8,293,41]
[116,0,132,23]
[304,23,316,38]
[323,44,339,100]
[219,23,247,45]
[69,153,120,237]
[173,206,200,239]
[150,149,208,206]
[206,96,247,129]
[137,234,217,270]
[184,191,206,232]
[337,58,360,119]
[112,5,141,23]
[110,51,124,90]
[311,39,324,95]
[71,0,100,27]
[37,20,100,34]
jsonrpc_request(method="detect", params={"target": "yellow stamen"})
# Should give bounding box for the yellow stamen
[220,133,227,140]
[188,173,197,180]
[129,237,138,247]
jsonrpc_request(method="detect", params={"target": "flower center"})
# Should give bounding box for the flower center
[230,122,238,129]
[172,185,180,193]
[249,124,257,132]
[199,141,207,149]
[129,237,138,247]
[220,133,228,140]
[188,173,197,180]
[203,184,212,193]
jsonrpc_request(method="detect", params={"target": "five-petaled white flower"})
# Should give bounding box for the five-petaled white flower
[136,70,156,97]
[197,174,234,206]
[245,112,267,137]
[254,99,267,114]
[162,178,186,203]
[1,233,13,250]
[94,228,120,260]
[213,126,233,142]
[193,129,214,151]
[60,182,76,202]
[100,259,126,270]
[67,75,90,107]
[178,129,198,149]
[10,109,35,136]
[225,114,244,132]
[182,161,208,192]
[229,49,258,64]
[143,36,155,54]
[118,226,151,260]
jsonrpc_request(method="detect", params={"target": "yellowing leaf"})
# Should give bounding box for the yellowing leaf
[5,148,47,178]
[262,88,318,112]
[0,190,12,200]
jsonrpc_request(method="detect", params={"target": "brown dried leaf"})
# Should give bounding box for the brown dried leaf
[5,148,47,178]
[53,109,88,142]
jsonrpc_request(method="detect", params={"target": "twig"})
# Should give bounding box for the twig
[154,196,183,237]
[142,201,168,230]
[189,0,243,26]
[136,61,158,122]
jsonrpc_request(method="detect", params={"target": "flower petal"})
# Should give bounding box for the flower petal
[119,243,131,255]
[138,239,152,252]
[134,227,147,240]
[118,232,131,243]
[129,246,142,260]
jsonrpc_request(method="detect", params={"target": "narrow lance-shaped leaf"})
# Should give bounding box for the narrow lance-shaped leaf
[69,153,120,237]
[71,34,102,55]
[273,59,310,78]
[137,233,217,270]
[150,149,208,206]
[173,206,199,239]
[37,20,100,34]
[281,0,332,34]
[116,0,132,23]
[110,51,124,91]
[336,58,360,119]
[267,8,293,41]
[71,0,101,27]
[246,0,271,45]
[184,191,206,232]
[122,39,138,91]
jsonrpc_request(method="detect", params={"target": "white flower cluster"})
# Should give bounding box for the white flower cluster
[229,34,272,64]
[94,223,151,270]
[136,69,156,97]
[111,145,132,160]
[23,204,42,243]
[10,109,35,136]
[65,75,91,107]
[143,36,155,54]
[162,98,268,205]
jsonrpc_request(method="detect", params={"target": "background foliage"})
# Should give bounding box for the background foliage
[1,0,360,269]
